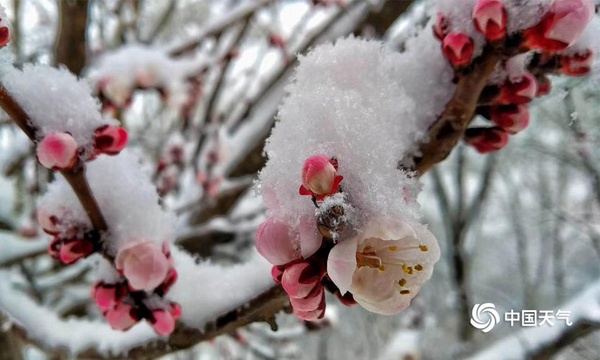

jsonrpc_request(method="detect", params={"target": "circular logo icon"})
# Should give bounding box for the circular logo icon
[470,303,500,333]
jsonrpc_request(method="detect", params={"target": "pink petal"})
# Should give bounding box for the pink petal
[255,218,299,265]
[91,283,118,311]
[150,310,176,336]
[281,262,320,298]
[301,155,337,195]
[94,126,128,155]
[59,239,95,264]
[116,242,170,291]
[289,286,325,312]
[104,302,138,331]
[298,216,322,259]
[441,33,474,68]
[326,237,358,295]
[36,133,78,170]
[546,0,594,45]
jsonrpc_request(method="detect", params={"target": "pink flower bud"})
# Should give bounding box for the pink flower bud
[490,105,530,134]
[271,265,285,283]
[289,286,325,312]
[522,0,594,53]
[441,33,474,68]
[496,73,538,105]
[433,13,450,41]
[37,209,60,235]
[36,133,79,170]
[293,297,326,321]
[104,302,138,331]
[281,261,321,299]
[59,238,95,264]
[560,50,594,76]
[255,217,298,266]
[93,125,128,156]
[169,302,182,320]
[464,127,509,153]
[116,242,170,291]
[150,309,176,336]
[92,282,120,311]
[472,0,507,41]
[0,26,10,48]
[300,155,341,196]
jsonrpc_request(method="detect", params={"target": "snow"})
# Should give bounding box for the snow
[87,44,206,108]
[258,37,429,232]
[38,150,176,255]
[0,64,116,151]
[166,246,274,329]
[0,231,47,266]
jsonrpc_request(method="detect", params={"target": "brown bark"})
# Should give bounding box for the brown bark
[54,0,89,75]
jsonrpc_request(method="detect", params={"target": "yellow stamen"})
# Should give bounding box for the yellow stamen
[398,278,407,287]
[400,290,410,295]
[414,264,423,271]
[388,245,398,252]
[402,264,413,274]
[419,244,428,252]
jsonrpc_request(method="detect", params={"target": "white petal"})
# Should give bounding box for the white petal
[326,237,358,295]
[362,218,417,242]
[298,216,322,259]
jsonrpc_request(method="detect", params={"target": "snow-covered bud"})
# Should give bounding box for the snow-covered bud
[115,242,170,291]
[300,155,342,196]
[0,24,10,48]
[59,238,95,264]
[441,33,474,68]
[472,0,508,41]
[464,127,509,153]
[104,302,138,331]
[93,125,128,155]
[496,73,538,104]
[433,13,450,40]
[522,0,594,53]
[559,50,594,76]
[149,309,176,336]
[37,209,60,235]
[490,105,530,134]
[36,133,79,170]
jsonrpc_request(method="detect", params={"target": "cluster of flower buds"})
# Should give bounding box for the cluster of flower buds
[92,242,180,335]
[434,0,594,153]
[37,209,98,264]
[35,125,128,171]
[155,144,185,197]
[0,17,10,48]
[257,155,355,321]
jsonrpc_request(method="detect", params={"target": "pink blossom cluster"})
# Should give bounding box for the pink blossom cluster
[435,0,595,154]
[257,155,440,320]
[92,242,180,335]
[35,125,128,171]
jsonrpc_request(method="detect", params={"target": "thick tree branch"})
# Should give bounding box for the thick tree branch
[54,0,89,75]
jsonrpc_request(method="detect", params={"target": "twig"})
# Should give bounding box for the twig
[0,85,109,244]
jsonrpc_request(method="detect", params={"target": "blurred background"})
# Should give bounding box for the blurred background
[0,0,598,359]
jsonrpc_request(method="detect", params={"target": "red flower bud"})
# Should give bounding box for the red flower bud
[442,33,474,68]
[433,13,450,41]
[490,105,530,134]
[522,0,594,53]
[473,0,508,41]
[0,26,10,48]
[93,125,128,156]
[559,49,594,76]
[496,73,538,105]
[464,127,509,153]
[104,302,139,331]
[536,75,552,97]
[59,238,95,264]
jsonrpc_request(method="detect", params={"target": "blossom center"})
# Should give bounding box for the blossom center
[356,246,384,271]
